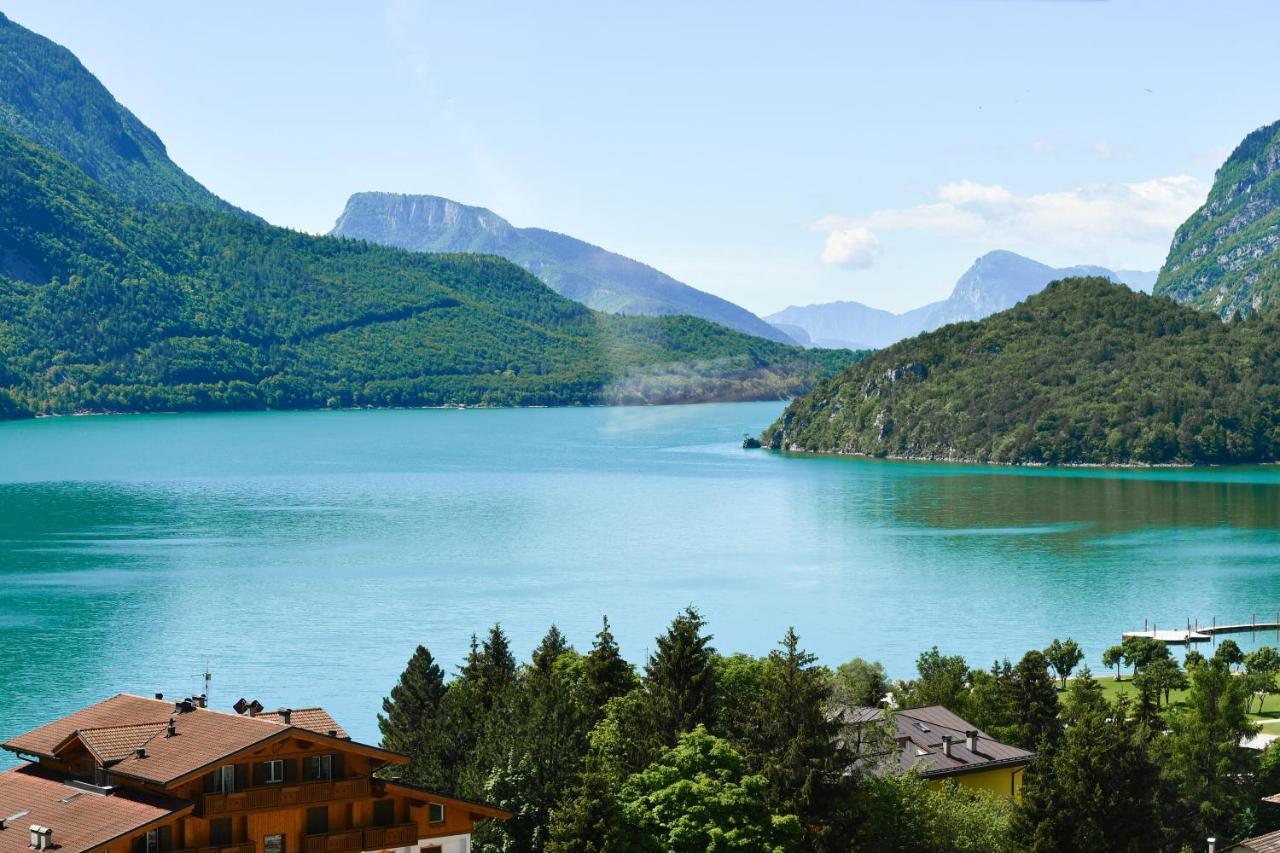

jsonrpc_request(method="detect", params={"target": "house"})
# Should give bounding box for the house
[0,693,510,853]
[839,705,1034,799]
[1225,828,1280,851]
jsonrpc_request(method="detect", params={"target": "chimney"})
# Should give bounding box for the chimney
[154,693,164,700]
[134,747,146,760]
[248,700,263,718]
[279,708,292,725]
[197,694,207,709]
[941,735,953,758]
[1208,839,1217,853]
[327,730,337,738]
[166,719,177,738]
[965,730,979,753]
[29,825,52,850]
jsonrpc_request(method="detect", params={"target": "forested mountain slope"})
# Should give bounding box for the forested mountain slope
[764,278,1280,465]
[0,11,242,215]
[1156,118,1280,317]
[0,125,854,419]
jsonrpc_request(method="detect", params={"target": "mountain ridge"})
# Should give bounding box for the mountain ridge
[768,250,1156,349]
[1155,117,1280,316]
[329,191,795,344]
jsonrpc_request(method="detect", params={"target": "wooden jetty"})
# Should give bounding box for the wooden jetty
[1124,614,1280,645]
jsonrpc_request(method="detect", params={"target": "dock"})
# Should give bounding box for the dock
[1124,615,1280,645]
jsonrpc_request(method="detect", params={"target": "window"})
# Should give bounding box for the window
[133,827,172,853]
[263,760,285,784]
[428,803,445,825]
[306,807,328,836]
[215,765,236,793]
[263,835,285,853]
[372,799,395,827]
[307,754,332,781]
[209,819,232,847]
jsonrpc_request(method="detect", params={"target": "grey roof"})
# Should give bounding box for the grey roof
[839,704,1035,779]
[1231,828,1280,852]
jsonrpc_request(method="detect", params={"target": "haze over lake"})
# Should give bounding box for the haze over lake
[4,402,1280,752]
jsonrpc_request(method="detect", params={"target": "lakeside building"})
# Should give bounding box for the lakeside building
[840,705,1035,799]
[0,694,509,853]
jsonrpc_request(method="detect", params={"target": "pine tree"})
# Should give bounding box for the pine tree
[1010,650,1061,751]
[582,616,638,715]
[644,606,717,745]
[750,628,853,851]
[532,625,570,675]
[546,770,627,853]
[377,645,447,784]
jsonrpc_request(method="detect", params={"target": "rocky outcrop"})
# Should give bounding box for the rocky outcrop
[1155,118,1280,317]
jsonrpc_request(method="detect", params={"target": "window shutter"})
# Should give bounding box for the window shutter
[158,826,172,852]
[204,771,217,793]
[132,836,146,853]
[284,759,296,783]
[235,764,248,790]
[253,762,266,786]
[331,754,344,779]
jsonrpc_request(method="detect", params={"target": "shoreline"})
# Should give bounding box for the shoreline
[764,445,1273,470]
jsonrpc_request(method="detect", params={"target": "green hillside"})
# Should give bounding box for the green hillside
[1155,118,1280,317]
[0,11,245,215]
[763,277,1280,465]
[0,125,853,419]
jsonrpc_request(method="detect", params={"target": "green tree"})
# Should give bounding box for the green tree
[710,653,769,746]
[1010,650,1061,751]
[1215,638,1245,672]
[1012,671,1160,851]
[531,624,571,674]
[1135,656,1188,708]
[617,726,803,852]
[748,628,853,850]
[546,769,626,853]
[1102,645,1124,681]
[1043,638,1084,690]
[645,607,717,745]
[854,774,1013,852]
[1246,646,1280,713]
[895,647,972,715]
[1155,659,1260,845]
[377,644,447,761]
[1120,635,1170,677]
[830,657,889,708]
[1184,649,1207,670]
[582,616,639,715]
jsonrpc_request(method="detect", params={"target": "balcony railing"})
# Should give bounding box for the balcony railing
[203,777,372,816]
[361,824,417,850]
[303,831,362,853]
[302,824,418,853]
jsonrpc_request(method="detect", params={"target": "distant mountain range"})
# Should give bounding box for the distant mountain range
[329,192,794,344]
[767,251,1157,349]
[1155,117,1280,317]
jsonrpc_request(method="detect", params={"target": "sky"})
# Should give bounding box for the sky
[4,1,1276,315]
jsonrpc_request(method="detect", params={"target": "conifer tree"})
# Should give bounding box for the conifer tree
[1010,650,1061,751]
[377,645,447,786]
[644,606,717,745]
[582,616,638,714]
[532,624,570,675]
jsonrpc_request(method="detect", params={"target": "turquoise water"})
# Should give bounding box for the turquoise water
[4,402,1280,755]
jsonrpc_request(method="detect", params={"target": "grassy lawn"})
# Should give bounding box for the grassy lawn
[1093,673,1280,733]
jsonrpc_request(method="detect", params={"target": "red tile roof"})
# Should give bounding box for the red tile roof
[1231,828,1280,852]
[0,764,190,853]
[4,695,398,788]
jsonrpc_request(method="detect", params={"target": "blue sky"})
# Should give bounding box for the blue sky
[5,1,1276,314]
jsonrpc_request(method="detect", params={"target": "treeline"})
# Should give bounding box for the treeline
[0,124,856,420]
[377,612,1280,851]
[767,277,1280,465]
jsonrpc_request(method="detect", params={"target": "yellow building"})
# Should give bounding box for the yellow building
[844,705,1033,800]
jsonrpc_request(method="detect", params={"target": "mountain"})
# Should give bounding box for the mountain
[329,192,794,344]
[1155,118,1280,317]
[768,251,1156,349]
[762,277,1280,465]
[0,11,242,215]
[0,123,854,418]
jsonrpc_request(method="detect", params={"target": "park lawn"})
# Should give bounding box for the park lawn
[1092,673,1280,732]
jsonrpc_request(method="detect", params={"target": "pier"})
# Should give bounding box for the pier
[1123,614,1280,645]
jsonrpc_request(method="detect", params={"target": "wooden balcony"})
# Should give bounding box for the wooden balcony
[303,831,362,853]
[203,777,371,816]
[361,824,417,850]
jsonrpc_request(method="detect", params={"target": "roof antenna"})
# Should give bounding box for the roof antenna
[201,662,211,708]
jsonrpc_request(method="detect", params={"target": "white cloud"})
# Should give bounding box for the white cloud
[816,174,1208,268]
[821,226,881,268]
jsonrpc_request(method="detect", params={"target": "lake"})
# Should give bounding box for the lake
[4,401,1280,754]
